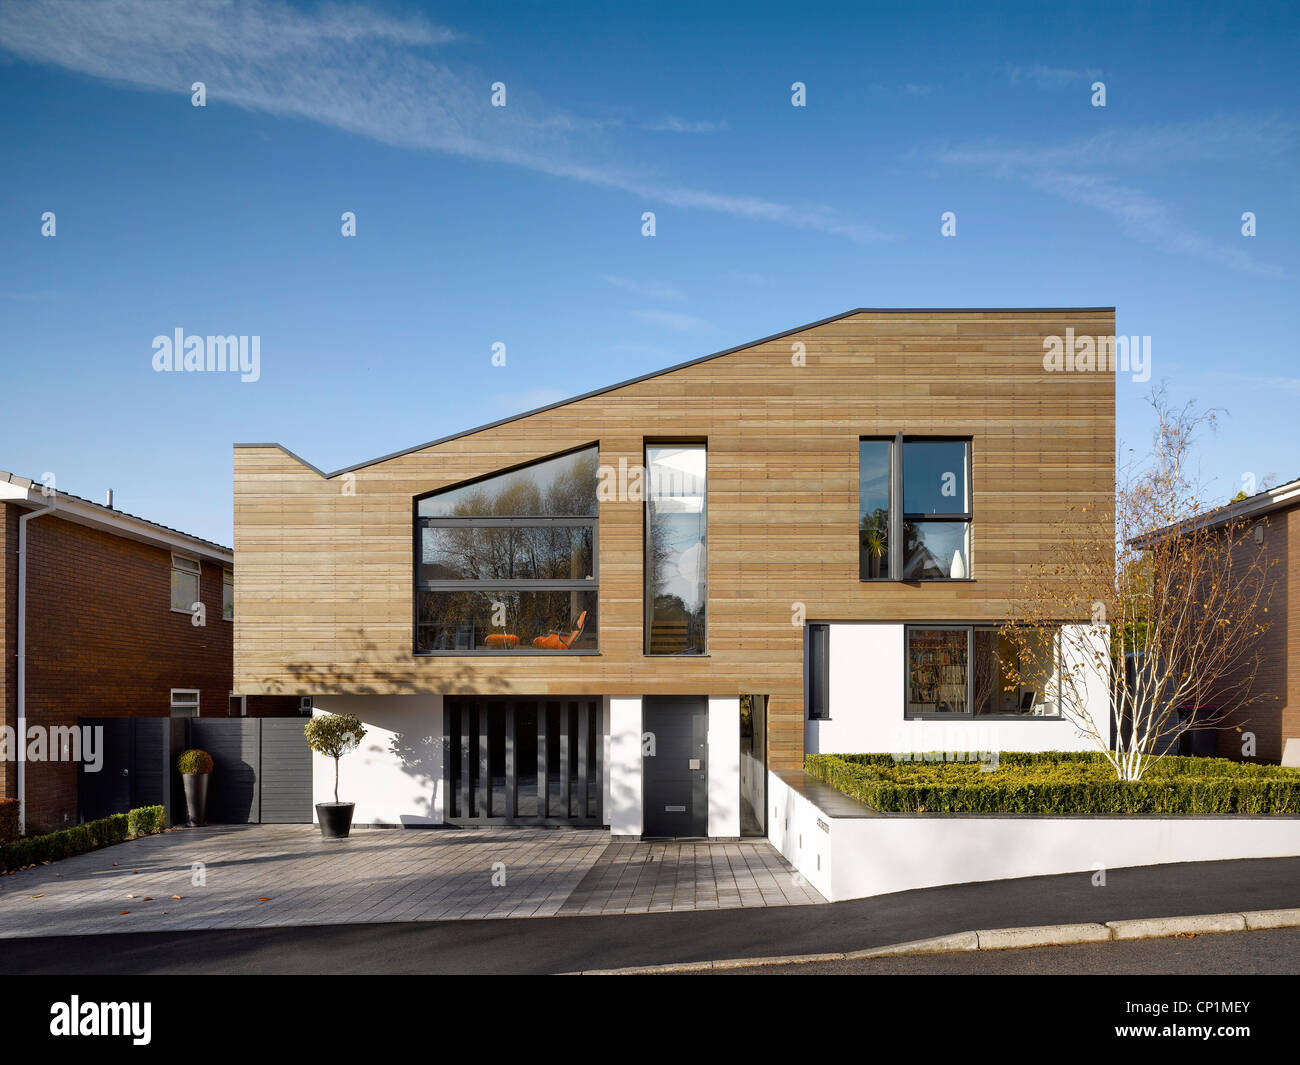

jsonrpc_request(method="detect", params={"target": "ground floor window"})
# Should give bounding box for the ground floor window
[905,625,1060,719]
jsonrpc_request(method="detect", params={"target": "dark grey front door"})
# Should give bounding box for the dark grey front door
[643,696,708,837]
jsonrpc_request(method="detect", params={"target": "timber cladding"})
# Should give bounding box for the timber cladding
[234,308,1116,770]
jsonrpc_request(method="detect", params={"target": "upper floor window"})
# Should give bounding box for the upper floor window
[645,443,707,655]
[171,554,200,613]
[860,435,972,581]
[414,445,598,653]
[222,568,234,620]
[170,688,200,719]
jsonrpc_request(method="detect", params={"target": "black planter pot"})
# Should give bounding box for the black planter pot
[316,802,355,839]
[182,773,209,827]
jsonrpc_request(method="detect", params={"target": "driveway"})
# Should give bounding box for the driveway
[0,825,823,938]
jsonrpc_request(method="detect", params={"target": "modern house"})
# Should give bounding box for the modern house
[0,472,299,833]
[233,308,1116,837]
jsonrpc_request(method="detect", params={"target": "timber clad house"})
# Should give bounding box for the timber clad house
[233,308,1116,838]
[0,473,300,833]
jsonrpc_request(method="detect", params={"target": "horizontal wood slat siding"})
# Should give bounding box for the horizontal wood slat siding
[234,310,1115,770]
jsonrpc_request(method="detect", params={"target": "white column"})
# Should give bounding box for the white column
[707,696,741,838]
[607,696,643,837]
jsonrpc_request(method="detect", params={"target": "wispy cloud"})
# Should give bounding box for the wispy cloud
[631,309,712,332]
[643,116,728,133]
[934,116,1293,277]
[1002,62,1103,88]
[0,0,881,242]
[603,276,686,301]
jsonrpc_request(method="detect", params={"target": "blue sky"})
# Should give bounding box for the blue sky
[1,0,1296,545]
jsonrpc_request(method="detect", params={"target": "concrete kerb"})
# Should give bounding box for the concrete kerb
[569,907,1300,974]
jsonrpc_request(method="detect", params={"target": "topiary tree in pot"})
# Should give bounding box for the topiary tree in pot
[176,749,213,827]
[303,713,367,839]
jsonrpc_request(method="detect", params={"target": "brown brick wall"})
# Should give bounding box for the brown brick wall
[0,504,17,801]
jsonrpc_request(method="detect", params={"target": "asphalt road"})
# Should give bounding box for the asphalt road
[703,927,1300,974]
[1,856,1297,974]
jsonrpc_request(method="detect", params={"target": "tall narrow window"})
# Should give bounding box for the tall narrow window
[414,445,598,653]
[645,443,707,655]
[222,568,234,621]
[859,438,893,579]
[806,624,830,719]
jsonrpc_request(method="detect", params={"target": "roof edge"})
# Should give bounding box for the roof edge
[236,305,1117,480]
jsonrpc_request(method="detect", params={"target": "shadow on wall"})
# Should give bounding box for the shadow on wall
[388,728,442,825]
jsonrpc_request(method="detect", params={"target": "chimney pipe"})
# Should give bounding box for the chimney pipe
[105,489,113,509]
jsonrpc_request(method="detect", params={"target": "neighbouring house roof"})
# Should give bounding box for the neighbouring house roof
[235,306,1117,479]
[0,470,233,564]
[1137,474,1300,547]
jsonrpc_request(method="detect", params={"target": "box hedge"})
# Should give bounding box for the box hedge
[0,805,167,872]
[804,752,1300,816]
[0,798,18,843]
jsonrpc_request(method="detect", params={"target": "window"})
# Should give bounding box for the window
[905,625,1060,718]
[414,445,598,653]
[170,689,200,718]
[170,555,200,612]
[222,569,234,621]
[859,436,972,581]
[645,443,707,655]
[806,624,830,719]
[228,693,246,717]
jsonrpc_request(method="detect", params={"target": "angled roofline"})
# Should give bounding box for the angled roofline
[236,306,1117,479]
[0,470,233,562]
[1135,473,1300,547]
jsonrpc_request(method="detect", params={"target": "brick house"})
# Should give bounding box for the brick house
[1,471,299,833]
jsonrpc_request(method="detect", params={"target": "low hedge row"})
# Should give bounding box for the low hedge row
[0,805,167,872]
[0,798,18,844]
[804,752,1300,815]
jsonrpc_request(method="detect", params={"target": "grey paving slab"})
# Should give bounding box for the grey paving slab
[0,823,821,938]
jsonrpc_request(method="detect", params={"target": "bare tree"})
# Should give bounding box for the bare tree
[1000,387,1275,780]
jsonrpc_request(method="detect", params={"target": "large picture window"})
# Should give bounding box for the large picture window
[860,435,972,581]
[415,445,598,653]
[905,625,1061,718]
[645,443,707,655]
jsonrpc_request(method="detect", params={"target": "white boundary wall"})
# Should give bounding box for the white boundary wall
[769,770,1300,903]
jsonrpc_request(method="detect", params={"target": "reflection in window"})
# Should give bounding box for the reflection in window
[973,628,1059,717]
[645,444,707,655]
[414,446,598,653]
[859,439,892,579]
[416,589,597,652]
[907,625,1061,718]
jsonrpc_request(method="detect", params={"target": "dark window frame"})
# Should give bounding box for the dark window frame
[859,434,974,582]
[806,623,831,720]
[643,440,709,657]
[903,623,1063,721]
[412,444,601,656]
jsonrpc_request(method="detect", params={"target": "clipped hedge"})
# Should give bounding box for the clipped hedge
[804,752,1300,816]
[0,798,18,844]
[0,805,167,872]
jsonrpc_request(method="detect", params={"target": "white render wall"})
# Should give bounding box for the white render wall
[769,770,1300,902]
[607,696,643,837]
[806,622,1109,756]
[707,696,741,838]
[311,694,444,826]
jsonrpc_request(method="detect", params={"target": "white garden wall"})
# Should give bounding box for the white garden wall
[769,770,1300,903]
